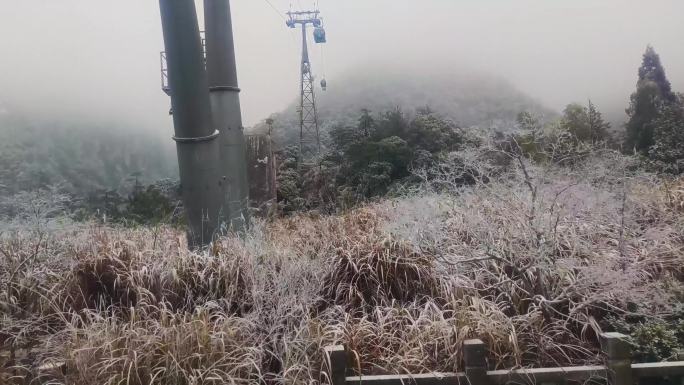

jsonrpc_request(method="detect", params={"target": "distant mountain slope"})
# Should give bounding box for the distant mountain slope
[0,110,177,196]
[251,67,556,148]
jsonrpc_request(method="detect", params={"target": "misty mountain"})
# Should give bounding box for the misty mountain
[0,67,555,197]
[250,67,557,148]
[0,109,177,196]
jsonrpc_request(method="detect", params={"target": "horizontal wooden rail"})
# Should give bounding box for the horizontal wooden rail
[345,373,465,385]
[632,361,684,378]
[325,333,684,385]
[487,365,607,384]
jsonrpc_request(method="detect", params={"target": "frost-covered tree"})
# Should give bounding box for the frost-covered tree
[561,101,610,144]
[587,100,611,144]
[358,108,375,138]
[649,100,684,174]
[625,46,677,153]
[516,111,543,136]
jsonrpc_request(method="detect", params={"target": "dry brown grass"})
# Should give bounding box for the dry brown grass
[664,176,684,213]
[1,155,683,384]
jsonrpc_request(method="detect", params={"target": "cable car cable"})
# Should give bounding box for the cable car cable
[320,44,325,78]
[263,0,286,21]
[262,0,298,47]
[319,45,327,91]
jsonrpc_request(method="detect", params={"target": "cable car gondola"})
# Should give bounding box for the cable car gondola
[313,26,326,43]
[320,78,327,91]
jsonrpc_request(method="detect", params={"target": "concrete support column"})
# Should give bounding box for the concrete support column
[159,0,225,248]
[204,0,251,232]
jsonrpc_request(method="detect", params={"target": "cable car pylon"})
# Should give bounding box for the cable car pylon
[286,9,326,163]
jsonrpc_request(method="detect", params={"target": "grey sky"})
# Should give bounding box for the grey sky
[0,0,682,130]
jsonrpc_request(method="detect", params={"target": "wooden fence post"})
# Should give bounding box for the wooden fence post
[601,332,633,385]
[325,345,347,385]
[464,339,490,385]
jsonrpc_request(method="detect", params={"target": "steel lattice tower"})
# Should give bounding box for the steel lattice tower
[287,11,325,162]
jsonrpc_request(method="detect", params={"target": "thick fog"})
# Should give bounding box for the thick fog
[0,0,683,130]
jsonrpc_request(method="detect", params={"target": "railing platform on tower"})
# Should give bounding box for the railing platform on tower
[160,32,207,97]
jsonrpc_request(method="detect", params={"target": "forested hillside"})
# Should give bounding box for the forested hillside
[251,67,556,148]
[0,111,177,196]
[0,68,550,198]
[0,67,558,223]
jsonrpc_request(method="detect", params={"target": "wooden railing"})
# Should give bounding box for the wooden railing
[324,333,684,385]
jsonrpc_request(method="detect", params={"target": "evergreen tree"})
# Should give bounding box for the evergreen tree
[330,124,362,152]
[127,185,174,225]
[407,113,463,153]
[516,111,543,138]
[374,107,408,140]
[649,102,684,174]
[514,111,545,159]
[330,109,376,152]
[358,108,375,138]
[625,46,676,153]
[638,46,676,103]
[561,103,590,141]
[416,105,434,116]
[587,100,611,144]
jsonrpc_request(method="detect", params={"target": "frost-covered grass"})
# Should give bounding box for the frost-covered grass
[1,154,683,385]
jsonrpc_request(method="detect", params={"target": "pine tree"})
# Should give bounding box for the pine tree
[638,46,676,103]
[561,103,590,141]
[358,108,375,138]
[649,101,684,174]
[560,101,610,144]
[516,111,543,138]
[625,46,676,153]
[587,100,611,144]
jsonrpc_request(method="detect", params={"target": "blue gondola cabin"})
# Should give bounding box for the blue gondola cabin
[314,27,326,43]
